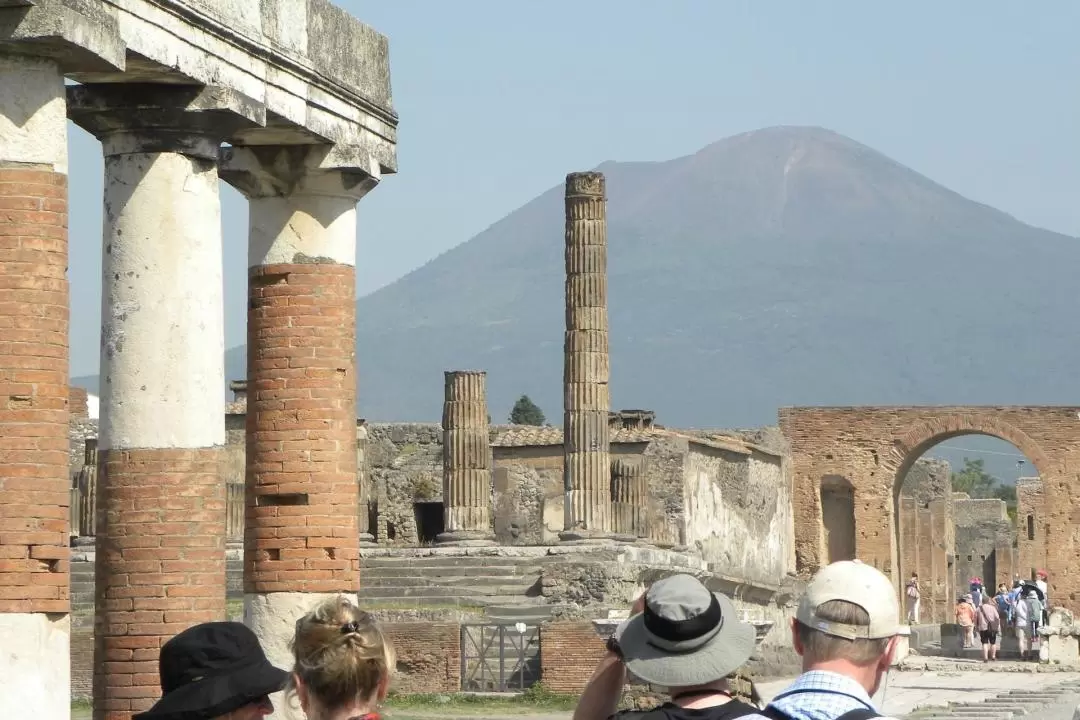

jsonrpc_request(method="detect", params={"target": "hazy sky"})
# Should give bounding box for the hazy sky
[65,1,1080,376]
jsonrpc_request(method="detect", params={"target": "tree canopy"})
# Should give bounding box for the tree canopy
[509,395,546,426]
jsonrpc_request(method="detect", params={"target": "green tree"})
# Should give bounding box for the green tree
[509,395,546,425]
[950,458,999,498]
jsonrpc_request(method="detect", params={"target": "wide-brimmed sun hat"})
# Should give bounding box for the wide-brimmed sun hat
[614,574,756,688]
[132,622,288,720]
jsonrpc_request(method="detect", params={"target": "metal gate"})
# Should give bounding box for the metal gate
[460,623,540,691]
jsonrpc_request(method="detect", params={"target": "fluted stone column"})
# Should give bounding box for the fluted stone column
[438,371,495,545]
[562,172,613,541]
[68,84,259,720]
[220,146,377,717]
[611,459,647,539]
[357,422,376,545]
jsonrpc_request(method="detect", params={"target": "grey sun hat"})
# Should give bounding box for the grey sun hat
[614,574,756,688]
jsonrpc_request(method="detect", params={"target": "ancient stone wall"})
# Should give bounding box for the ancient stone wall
[897,458,954,622]
[1016,477,1046,580]
[381,622,461,693]
[538,622,606,693]
[641,434,688,546]
[953,496,1015,591]
[682,443,792,584]
[491,447,563,544]
[365,423,443,544]
[779,406,1073,607]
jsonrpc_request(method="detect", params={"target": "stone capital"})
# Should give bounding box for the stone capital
[66,84,264,160]
[218,144,380,201]
[0,0,125,72]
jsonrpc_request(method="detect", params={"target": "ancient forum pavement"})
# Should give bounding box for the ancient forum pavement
[0,2,396,719]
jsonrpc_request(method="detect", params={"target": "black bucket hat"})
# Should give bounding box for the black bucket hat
[132,622,289,720]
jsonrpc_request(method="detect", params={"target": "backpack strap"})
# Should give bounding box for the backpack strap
[834,710,881,720]
[761,706,879,720]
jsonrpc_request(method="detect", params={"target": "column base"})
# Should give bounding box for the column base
[0,613,69,720]
[436,530,497,546]
[559,529,619,544]
[358,532,378,547]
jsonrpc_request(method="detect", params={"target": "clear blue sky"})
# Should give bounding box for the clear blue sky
[66,0,1080,377]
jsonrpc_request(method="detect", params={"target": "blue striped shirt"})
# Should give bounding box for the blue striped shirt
[746,670,896,720]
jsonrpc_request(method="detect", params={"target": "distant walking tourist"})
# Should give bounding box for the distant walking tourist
[1036,570,1050,622]
[1026,589,1044,645]
[976,597,1001,662]
[574,574,762,720]
[288,595,396,720]
[993,583,1011,624]
[744,560,903,720]
[904,573,920,624]
[955,596,976,649]
[1013,587,1031,660]
[132,621,288,720]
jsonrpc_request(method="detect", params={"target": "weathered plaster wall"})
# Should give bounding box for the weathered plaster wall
[682,444,792,584]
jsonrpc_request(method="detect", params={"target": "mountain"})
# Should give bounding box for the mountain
[80,126,1080,436]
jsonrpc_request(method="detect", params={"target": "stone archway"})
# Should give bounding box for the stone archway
[779,406,1080,613]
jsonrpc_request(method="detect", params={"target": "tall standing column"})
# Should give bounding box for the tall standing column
[438,370,494,545]
[562,172,613,541]
[68,85,258,720]
[0,53,72,720]
[220,146,376,694]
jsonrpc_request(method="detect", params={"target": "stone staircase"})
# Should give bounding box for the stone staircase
[358,554,552,619]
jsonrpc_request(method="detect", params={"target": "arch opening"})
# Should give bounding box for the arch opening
[892,432,1041,626]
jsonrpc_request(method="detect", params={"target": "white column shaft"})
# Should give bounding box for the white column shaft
[0,54,67,170]
[99,148,225,450]
[248,193,358,268]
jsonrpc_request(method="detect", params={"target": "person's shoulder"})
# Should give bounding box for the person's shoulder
[611,701,762,720]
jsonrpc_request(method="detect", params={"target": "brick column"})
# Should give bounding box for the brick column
[438,370,494,544]
[0,52,72,720]
[219,146,377,691]
[68,85,257,720]
[562,171,613,541]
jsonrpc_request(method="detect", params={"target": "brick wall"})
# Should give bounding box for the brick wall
[1016,478,1045,580]
[779,407,1077,609]
[0,167,70,614]
[382,622,460,693]
[245,264,359,594]
[539,621,605,693]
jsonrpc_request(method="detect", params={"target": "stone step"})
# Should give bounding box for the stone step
[357,594,548,608]
[358,584,538,599]
[361,575,539,589]
[362,565,545,578]
[361,555,557,569]
[946,707,1024,715]
[484,604,559,619]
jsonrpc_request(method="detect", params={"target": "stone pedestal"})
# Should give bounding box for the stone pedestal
[438,371,495,545]
[561,172,613,541]
[221,146,377,718]
[68,84,260,719]
[0,52,72,720]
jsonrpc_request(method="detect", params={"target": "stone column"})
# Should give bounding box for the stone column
[438,370,495,544]
[220,145,377,694]
[357,422,376,545]
[68,84,258,720]
[0,52,72,720]
[562,171,612,541]
[611,459,646,539]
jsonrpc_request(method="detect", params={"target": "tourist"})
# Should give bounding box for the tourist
[955,596,975,649]
[1026,589,1044,644]
[976,597,1001,662]
[132,621,288,720]
[904,573,920,624]
[1036,570,1050,621]
[573,574,761,720]
[969,578,983,609]
[744,560,903,720]
[288,595,395,720]
[1013,587,1031,660]
[993,583,1011,623]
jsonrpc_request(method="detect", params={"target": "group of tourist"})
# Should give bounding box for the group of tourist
[134,595,392,720]
[145,559,900,720]
[953,572,1049,661]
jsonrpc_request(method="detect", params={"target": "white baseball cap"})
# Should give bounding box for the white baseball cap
[796,560,901,640]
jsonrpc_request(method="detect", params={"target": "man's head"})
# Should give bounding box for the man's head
[791,560,902,696]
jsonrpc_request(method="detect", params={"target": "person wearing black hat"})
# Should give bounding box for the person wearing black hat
[133,621,288,720]
[573,574,761,720]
